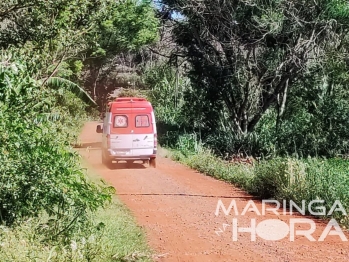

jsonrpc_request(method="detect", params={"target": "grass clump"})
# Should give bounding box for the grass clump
[0,179,152,262]
[161,142,349,228]
[0,199,152,262]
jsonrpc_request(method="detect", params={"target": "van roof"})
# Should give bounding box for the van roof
[108,97,153,113]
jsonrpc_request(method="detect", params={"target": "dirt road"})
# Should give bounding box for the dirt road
[78,122,349,262]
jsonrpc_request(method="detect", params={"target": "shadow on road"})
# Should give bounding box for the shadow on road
[73,142,102,149]
[106,162,147,170]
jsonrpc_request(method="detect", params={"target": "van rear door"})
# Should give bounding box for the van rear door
[109,114,133,155]
[132,114,154,155]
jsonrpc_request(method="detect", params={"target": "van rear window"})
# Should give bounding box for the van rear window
[135,115,149,127]
[114,115,128,128]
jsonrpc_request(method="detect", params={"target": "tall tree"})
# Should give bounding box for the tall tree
[0,0,159,107]
[82,0,159,105]
[0,0,101,48]
[161,0,349,135]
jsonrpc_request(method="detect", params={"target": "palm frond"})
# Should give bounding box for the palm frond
[40,77,97,105]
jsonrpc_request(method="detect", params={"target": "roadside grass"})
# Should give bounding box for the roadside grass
[80,163,153,262]
[0,165,152,262]
[159,146,349,229]
[83,196,153,262]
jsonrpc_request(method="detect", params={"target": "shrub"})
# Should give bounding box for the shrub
[0,61,112,235]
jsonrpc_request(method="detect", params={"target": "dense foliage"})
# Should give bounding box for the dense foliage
[2,0,349,256]
[0,61,113,234]
[0,0,159,258]
[145,0,349,158]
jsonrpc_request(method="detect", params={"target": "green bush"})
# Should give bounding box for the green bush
[0,61,112,235]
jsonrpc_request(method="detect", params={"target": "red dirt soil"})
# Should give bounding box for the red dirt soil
[78,122,349,262]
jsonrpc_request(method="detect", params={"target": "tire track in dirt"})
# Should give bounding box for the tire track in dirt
[78,122,349,262]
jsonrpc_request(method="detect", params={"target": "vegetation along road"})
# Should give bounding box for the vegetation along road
[78,122,349,262]
[3,0,349,261]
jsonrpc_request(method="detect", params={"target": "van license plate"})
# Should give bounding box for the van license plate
[115,150,129,155]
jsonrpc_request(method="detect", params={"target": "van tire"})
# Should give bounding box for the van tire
[149,158,156,168]
[102,151,112,167]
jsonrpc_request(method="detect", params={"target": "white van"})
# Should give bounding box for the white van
[96,97,157,167]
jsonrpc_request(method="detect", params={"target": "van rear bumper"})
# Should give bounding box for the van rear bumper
[105,148,157,160]
[106,152,156,160]
[104,148,157,161]
[109,155,156,161]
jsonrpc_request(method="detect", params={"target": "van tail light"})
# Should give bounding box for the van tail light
[107,134,110,147]
[154,134,157,148]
